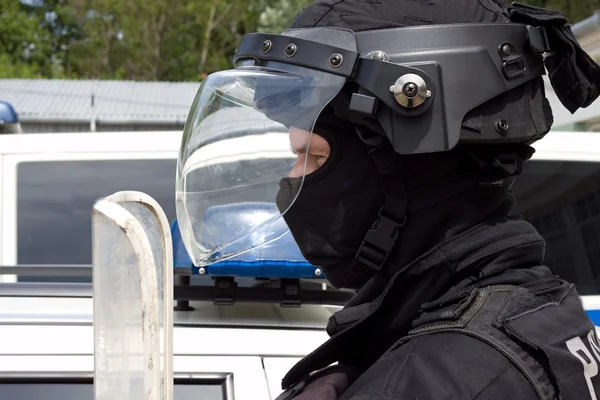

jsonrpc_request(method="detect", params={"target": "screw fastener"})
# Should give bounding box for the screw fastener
[262,40,272,53]
[329,53,343,68]
[285,44,297,57]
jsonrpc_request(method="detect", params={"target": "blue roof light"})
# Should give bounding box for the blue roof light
[0,101,18,124]
[171,203,323,279]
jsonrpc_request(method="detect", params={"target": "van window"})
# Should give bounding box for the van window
[14,157,600,296]
[513,159,600,295]
[0,381,228,400]
[16,159,177,282]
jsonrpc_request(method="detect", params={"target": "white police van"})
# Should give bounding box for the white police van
[0,129,598,400]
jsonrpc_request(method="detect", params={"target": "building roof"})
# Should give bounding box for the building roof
[0,79,200,124]
[0,73,598,129]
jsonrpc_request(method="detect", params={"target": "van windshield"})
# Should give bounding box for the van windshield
[12,157,600,296]
[512,159,600,295]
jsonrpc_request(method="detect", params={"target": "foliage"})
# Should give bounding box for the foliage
[1,0,598,81]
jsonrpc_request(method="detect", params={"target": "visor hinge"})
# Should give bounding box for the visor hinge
[355,195,407,271]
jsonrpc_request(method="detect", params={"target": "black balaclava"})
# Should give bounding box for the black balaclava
[276,109,387,289]
[276,105,519,290]
[272,0,549,291]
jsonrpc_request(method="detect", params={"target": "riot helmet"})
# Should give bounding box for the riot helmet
[176,0,600,288]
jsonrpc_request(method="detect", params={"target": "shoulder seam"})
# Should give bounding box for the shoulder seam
[472,363,516,400]
[383,336,421,396]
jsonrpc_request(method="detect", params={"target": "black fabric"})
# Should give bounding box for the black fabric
[289,0,508,30]
[405,285,557,400]
[338,333,539,400]
[501,279,600,400]
[460,78,553,146]
[277,216,600,400]
[336,278,600,400]
[272,1,600,399]
[280,217,548,390]
[276,365,362,400]
[289,0,562,153]
[276,112,387,289]
[507,2,600,114]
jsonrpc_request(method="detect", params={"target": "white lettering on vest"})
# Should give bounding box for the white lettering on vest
[566,330,600,400]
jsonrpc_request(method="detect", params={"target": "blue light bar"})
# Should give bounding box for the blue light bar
[0,101,18,123]
[170,213,323,279]
[172,219,195,270]
[587,309,600,327]
[0,101,21,134]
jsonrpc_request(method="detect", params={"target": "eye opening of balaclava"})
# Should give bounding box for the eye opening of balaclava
[272,76,537,292]
[275,109,390,289]
[276,106,531,291]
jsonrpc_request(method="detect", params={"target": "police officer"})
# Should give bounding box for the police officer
[176,0,600,398]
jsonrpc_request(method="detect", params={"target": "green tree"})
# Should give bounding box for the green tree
[58,0,280,81]
[2,0,598,81]
[22,0,84,77]
[258,0,312,33]
[520,0,599,24]
[0,0,57,78]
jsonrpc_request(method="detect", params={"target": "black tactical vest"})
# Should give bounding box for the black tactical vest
[390,278,600,400]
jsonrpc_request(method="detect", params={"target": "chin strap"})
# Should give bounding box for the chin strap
[468,144,535,187]
[353,127,407,275]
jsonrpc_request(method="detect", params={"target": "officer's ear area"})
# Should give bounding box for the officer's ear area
[462,143,536,187]
[398,149,479,191]
[398,143,534,192]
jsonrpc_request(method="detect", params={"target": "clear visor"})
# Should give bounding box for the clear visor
[176,62,345,266]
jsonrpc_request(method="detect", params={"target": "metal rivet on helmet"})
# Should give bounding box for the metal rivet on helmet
[285,44,297,57]
[495,119,510,135]
[261,40,272,53]
[500,43,512,57]
[366,50,388,61]
[329,53,343,68]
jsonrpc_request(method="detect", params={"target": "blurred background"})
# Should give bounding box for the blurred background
[1,0,599,134]
[1,2,600,400]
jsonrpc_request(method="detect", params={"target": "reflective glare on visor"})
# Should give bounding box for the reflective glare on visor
[175,67,346,266]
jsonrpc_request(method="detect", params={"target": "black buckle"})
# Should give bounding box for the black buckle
[355,211,406,271]
[527,25,553,55]
[498,42,527,80]
[479,152,524,187]
[214,276,237,305]
[493,152,524,176]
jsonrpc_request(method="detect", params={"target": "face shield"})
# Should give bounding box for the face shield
[176,58,347,267]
